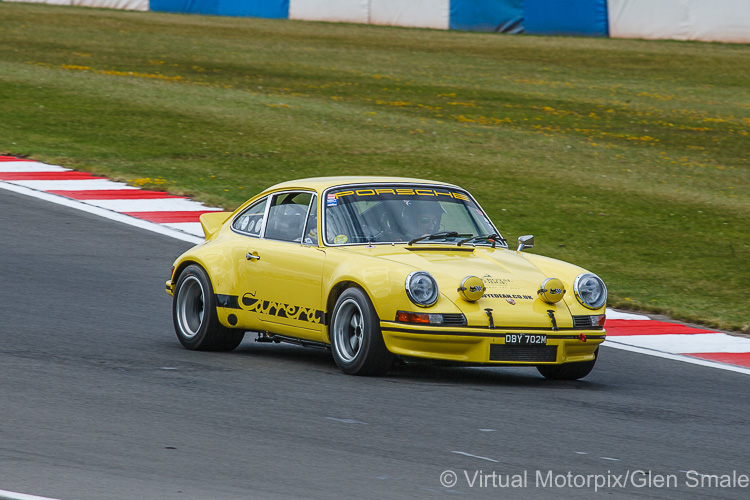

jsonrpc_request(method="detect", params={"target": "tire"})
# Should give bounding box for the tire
[537,348,598,380]
[173,264,244,351]
[329,288,394,376]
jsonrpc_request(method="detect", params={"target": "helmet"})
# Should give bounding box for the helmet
[402,200,445,234]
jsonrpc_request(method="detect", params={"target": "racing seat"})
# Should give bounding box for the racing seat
[265,205,305,241]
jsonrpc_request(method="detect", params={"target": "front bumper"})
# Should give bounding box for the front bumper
[165,280,174,296]
[380,322,604,365]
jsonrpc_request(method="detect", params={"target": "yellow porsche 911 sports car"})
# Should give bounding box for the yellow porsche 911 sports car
[166,177,607,379]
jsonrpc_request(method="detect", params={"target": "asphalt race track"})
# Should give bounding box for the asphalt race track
[2,187,749,500]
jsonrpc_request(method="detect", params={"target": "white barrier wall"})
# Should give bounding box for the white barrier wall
[72,0,148,9]
[608,0,750,44]
[5,0,148,9]
[5,0,70,4]
[289,0,450,29]
[289,0,370,24]
[370,0,449,30]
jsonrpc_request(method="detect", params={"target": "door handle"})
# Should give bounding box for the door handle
[246,252,260,261]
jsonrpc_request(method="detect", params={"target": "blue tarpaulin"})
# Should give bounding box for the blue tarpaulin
[218,0,288,19]
[524,0,608,36]
[150,0,217,15]
[450,0,524,33]
[150,0,289,18]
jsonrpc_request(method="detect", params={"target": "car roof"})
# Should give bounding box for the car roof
[265,176,460,193]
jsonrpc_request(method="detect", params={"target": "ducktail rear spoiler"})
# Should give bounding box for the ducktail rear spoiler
[199,212,232,239]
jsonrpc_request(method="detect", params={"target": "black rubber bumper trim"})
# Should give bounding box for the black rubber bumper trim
[381,325,605,340]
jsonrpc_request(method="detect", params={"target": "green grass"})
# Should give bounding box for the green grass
[1,3,748,331]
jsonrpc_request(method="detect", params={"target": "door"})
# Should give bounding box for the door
[240,192,327,342]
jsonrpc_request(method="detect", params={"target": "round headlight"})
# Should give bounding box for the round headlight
[573,273,607,310]
[405,271,439,307]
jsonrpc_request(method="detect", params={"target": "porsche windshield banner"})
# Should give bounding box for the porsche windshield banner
[328,186,471,205]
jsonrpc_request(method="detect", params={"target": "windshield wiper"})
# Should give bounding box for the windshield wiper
[456,233,507,248]
[408,231,471,245]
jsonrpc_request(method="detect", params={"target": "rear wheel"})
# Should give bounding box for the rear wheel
[173,264,244,351]
[330,288,393,376]
[537,348,598,380]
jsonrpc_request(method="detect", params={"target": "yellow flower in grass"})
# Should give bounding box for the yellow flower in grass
[130,177,167,187]
[62,64,91,71]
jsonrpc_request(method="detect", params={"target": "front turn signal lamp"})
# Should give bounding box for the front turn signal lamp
[396,311,444,325]
[395,311,467,326]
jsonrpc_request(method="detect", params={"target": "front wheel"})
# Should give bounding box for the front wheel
[537,348,598,380]
[330,288,393,376]
[173,264,244,351]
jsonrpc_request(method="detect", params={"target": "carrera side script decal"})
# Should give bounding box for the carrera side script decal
[216,293,325,324]
[242,294,325,324]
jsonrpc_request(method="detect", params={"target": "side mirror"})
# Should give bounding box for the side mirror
[517,235,534,252]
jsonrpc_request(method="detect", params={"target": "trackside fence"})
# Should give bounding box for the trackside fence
[4,0,749,43]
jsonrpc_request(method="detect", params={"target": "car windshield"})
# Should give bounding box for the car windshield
[323,185,501,246]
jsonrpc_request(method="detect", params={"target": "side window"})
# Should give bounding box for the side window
[303,195,318,245]
[232,197,268,237]
[264,192,313,242]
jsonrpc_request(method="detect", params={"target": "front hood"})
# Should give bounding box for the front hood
[377,245,546,289]
[371,245,574,329]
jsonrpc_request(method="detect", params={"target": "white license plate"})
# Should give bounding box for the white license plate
[504,334,547,345]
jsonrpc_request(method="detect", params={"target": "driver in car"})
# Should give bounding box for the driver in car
[401,200,445,239]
